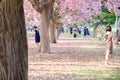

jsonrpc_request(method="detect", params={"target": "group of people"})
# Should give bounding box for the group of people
[32,25,116,65]
[70,27,90,38]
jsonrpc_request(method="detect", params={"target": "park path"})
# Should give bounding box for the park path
[28,37,120,80]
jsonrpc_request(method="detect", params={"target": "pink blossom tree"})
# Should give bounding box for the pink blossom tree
[105,0,120,29]
[26,0,104,53]
[54,0,102,38]
[104,0,120,44]
[54,0,102,25]
[24,0,40,27]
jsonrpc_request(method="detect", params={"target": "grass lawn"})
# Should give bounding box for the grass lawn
[28,31,120,80]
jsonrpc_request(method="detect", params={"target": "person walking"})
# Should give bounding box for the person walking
[33,26,40,47]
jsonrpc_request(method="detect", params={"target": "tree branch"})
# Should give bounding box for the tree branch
[28,0,43,13]
[42,0,55,6]
[28,0,55,13]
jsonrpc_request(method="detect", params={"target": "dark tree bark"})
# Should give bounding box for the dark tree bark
[0,0,28,80]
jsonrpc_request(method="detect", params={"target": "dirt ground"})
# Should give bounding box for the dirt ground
[28,37,120,80]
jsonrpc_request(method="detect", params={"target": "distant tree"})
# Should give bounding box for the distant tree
[94,7,116,25]
[49,10,57,43]
[104,0,120,44]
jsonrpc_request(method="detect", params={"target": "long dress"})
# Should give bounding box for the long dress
[104,31,113,55]
[35,30,40,43]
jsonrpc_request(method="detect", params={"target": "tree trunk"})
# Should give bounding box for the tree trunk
[93,26,97,38]
[0,0,28,80]
[56,23,62,38]
[49,18,57,43]
[40,7,52,54]
[115,15,119,45]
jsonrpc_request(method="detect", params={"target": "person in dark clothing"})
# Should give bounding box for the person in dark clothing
[70,27,73,34]
[86,27,90,35]
[77,28,81,34]
[73,30,77,38]
[83,27,87,37]
[33,26,40,47]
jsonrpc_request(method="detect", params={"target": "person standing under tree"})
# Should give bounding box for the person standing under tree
[104,25,113,65]
[73,30,77,38]
[70,27,73,34]
[97,27,102,41]
[83,27,87,39]
[33,26,41,48]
